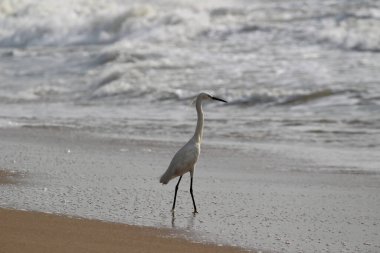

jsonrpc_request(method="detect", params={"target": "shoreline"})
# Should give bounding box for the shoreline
[0,127,379,252]
[0,208,249,253]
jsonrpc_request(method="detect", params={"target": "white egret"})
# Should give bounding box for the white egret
[160,92,227,213]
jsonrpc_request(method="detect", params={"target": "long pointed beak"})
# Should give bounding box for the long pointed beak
[211,96,228,103]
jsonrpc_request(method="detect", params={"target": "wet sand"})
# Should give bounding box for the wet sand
[0,127,379,252]
[0,208,247,253]
[0,170,16,184]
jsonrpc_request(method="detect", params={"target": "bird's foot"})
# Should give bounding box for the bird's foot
[193,210,198,214]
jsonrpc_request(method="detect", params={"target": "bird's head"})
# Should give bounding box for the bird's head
[197,92,228,103]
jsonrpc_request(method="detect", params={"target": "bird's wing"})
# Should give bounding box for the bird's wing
[160,140,199,184]
[169,142,199,175]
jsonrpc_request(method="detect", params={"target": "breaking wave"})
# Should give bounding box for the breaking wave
[0,1,211,47]
[1,0,379,53]
[310,13,380,52]
[223,88,362,107]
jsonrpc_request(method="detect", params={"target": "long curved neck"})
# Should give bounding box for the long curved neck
[193,99,204,143]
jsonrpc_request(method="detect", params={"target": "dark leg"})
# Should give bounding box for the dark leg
[172,176,182,211]
[190,175,198,213]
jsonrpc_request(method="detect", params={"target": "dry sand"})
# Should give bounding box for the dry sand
[0,208,248,253]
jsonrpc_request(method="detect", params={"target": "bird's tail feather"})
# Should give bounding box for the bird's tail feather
[159,171,172,185]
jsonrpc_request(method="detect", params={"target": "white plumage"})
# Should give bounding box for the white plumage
[160,92,227,213]
[159,140,200,184]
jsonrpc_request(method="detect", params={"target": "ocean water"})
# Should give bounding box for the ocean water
[1,0,380,147]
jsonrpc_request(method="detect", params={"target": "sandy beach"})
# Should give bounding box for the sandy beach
[0,127,379,252]
[0,208,247,253]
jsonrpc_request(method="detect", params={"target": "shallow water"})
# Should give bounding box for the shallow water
[0,0,380,150]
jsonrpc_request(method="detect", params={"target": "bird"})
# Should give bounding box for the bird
[160,92,227,213]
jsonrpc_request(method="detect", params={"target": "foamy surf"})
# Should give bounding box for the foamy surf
[0,0,379,149]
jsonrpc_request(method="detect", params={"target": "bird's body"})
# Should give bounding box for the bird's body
[160,92,227,213]
[160,137,200,184]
